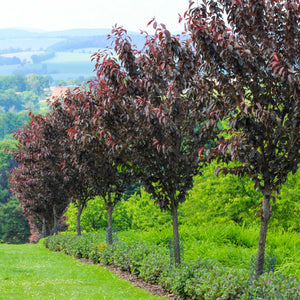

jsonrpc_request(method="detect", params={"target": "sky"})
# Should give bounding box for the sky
[0,0,191,33]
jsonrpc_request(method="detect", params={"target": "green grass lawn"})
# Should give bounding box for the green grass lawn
[0,244,166,300]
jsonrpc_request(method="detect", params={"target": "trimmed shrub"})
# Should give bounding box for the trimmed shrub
[139,247,169,284]
[44,234,300,299]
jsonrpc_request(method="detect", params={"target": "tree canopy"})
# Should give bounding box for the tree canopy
[186,0,300,278]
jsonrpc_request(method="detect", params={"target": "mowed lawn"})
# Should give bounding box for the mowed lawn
[0,244,166,300]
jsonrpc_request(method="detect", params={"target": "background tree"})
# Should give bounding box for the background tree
[0,89,23,112]
[0,197,30,244]
[0,74,27,92]
[187,0,300,278]
[26,74,49,96]
[0,138,30,243]
[65,184,141,233]
[65,90,134,244]
[65,196,107,232]
[10,111,70,239]
[48,98,95,236]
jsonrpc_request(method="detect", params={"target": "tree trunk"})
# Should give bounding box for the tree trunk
[76,200,83,236]
[52,205,58,235]
[41,217,46,238]
[171,203,181,265]
[107,204,114,245]
[255,188,271,279]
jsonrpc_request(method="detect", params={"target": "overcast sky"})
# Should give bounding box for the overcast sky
[0,0,191,33]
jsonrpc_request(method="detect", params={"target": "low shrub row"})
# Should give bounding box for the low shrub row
[43,232,104,262]
[43,234,300,299]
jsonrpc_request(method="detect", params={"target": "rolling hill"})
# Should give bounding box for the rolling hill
[0,28,145,82]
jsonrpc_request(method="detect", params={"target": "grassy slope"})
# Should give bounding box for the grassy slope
[0,244,166,300]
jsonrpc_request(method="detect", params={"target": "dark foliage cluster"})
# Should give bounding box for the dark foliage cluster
[9,110,71,241]
[185,0,300,277]
[187,0,300,188]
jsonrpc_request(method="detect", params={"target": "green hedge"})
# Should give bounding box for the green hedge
[44,234,300,299]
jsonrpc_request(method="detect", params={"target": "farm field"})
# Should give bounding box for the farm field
[0,28,140,81]
[0,51,100,81]
[0,243,165,300]
[42,51,96,80]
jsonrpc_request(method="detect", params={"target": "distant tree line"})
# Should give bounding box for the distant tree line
[0,48,23,55]
[0,51,54,66]
[31,52,55,64]
[0,56,21,66]
[0,74,49,95]
[0,139,30,244]
[0,74,49,113]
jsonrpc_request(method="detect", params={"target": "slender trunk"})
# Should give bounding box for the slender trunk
[41,217,46,238]
[171,203,181,265]
[52,204,58,235]
[107,204,113,245]
[76,200,83,236]
[255,188,271,279]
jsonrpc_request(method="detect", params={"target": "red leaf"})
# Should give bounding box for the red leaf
[136,96,145,104]
[269,61,279,67]
[272,53,279,62]
[147,17,155,26]
[153,139,159,146]
[178,13,183,23]
[198,147,205,156]
[273,66,281,75]
[69,131,75,140]
[214,166,221,176]
[240,96,245,106]
[218,143,224,152]
[278,67,285,76]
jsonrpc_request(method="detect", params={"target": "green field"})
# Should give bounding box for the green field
[0,48,99,81]
[0,244,165,300]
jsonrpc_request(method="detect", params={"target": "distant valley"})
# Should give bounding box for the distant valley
[0,28,145,82]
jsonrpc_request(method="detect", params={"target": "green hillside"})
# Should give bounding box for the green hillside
[0,28,145,81]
